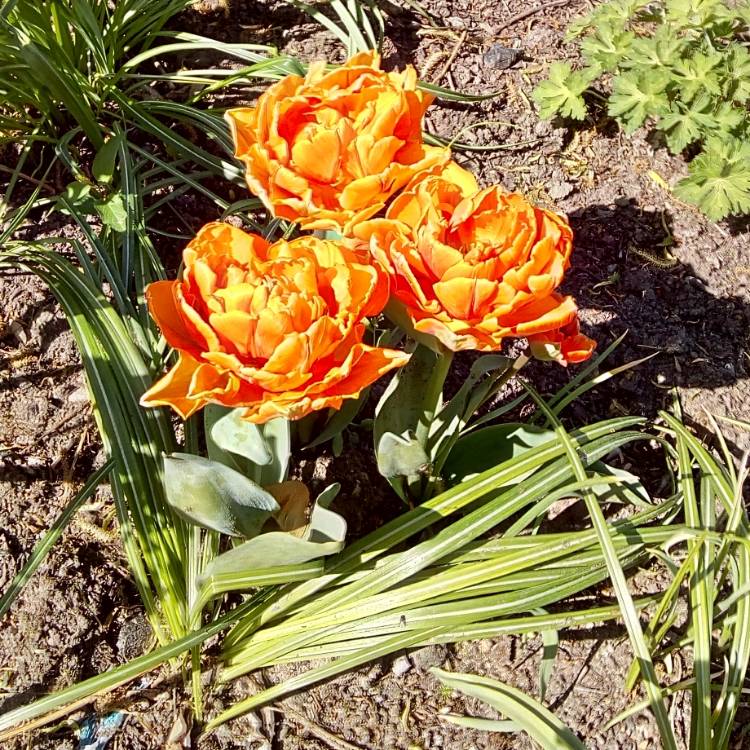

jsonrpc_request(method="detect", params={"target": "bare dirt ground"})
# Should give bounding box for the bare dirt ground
[1,0,748,748]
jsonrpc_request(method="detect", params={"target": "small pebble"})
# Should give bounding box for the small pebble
[391,654,412,676]
[9,320,27,345]
[409,644,449,672]
[482,44,522,70]
[68,386,90,403]
[548,180,574,200]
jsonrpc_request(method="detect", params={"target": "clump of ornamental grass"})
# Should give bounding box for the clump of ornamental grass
[532,0,750,221]
[0,0,298,229]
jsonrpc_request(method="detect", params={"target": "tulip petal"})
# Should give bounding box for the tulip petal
[140,353,204,419]
[291,127,341,184]
[433,277,475,320]
[145,281,204,355]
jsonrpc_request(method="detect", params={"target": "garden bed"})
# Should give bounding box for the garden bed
[1,0,748,748]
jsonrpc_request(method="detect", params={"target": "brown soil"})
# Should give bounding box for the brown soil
[1,0,748,748]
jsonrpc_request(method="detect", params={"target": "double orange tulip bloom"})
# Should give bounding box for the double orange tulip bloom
[142,53,594,424]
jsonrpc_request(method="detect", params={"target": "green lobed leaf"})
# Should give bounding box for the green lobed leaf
[657,100,712,153]
[608,69,671,132]
[532,62,597,120]
[625,25,685,69]
[674,136,750,219]
[724,43,750,105]
[670,50,723,103]
[580,23,634,70]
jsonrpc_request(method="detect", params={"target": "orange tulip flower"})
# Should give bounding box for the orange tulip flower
[352,163,595,364]
[140,222,409,423]
[225,51,448,232]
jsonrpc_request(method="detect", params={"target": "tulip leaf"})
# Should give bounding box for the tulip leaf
[590,462,652,508]
[199,484,347,579]
[163,453,279,538]
[209,406,273,466]
[376,432,430,479]
[428,355,512,465]
[374,343,440,452]
[258,416,291,486]
[442,423,555,486]
[205,406,291,485]
[307,389,369,449]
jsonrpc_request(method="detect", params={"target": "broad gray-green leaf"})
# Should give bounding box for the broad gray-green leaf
[205,405,290,485]
[163,453,279,538]
[258,416,291,485]
[210,407,273,466]
[443,424,555,486]
[374,344,439,450]
[376,432,430,479]
[308,484,345,544]
[199,485,347,578]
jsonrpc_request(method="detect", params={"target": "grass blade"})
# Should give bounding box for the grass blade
[433,669,585,749]
[524,383,678,750]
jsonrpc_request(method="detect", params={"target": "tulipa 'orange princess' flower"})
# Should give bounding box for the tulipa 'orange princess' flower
[225,51,448,232]
[140,222,409,423]
[352,163,595,363]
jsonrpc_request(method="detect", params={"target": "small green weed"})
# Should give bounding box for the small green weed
[533,0,750,220]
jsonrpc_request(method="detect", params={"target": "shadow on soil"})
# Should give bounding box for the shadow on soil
[567,201,749,394]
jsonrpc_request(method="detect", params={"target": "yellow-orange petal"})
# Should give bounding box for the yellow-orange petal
[412,316,486,352]
[339,174,385,211]
[140,353,204,419]
[432,277,475,320]
[238,344,409,424]
[291,127,341,184]
[315,344,410,398]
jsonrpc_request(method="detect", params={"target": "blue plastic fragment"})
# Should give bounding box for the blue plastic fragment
[78,711,125,750]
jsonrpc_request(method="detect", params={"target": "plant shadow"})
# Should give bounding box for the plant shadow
[525,201,749,437]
